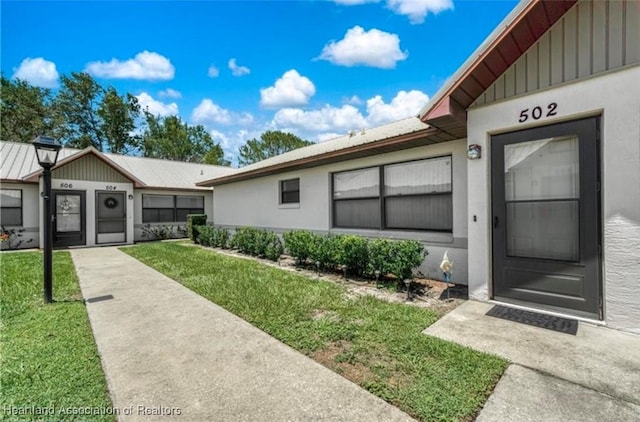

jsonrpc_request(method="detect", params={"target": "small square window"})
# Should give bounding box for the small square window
[280,178,300,204]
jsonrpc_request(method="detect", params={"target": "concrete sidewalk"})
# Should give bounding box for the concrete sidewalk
[71,247,414,422]
[424,301,640,421]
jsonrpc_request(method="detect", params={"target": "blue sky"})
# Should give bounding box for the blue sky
[2,0,517,164]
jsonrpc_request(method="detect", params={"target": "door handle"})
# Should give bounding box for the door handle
[493,216,499,228]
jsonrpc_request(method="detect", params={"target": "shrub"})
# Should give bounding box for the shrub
[187,214,207,242]
[283,230,318,264]
[231,227,283,261]
[338,235,369,276]
[0,226,34,250]
[367,239,427,280]
[141,224,186,241]
[263,234,284,261]
[197,225,215,246]
[309,234,343,271]
[210,227,231,249]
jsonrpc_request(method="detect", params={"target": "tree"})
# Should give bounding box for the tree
[0,76,57,142]
[97,88,141,154]
[238,130,313,166]
[54,72,105,149]
[141,112,230,166]
[54,72,140,153]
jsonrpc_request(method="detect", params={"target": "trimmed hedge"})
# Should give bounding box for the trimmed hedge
[187,214,207,243]
[284,229,427,280]
[198,226,232,249]
[230,227,283,261]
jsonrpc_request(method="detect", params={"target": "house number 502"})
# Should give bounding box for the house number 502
[518,102,557,123]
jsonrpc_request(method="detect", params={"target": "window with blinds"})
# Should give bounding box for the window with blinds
[332,156,452,232]
[280,178,300,204]
[142,194,204,222]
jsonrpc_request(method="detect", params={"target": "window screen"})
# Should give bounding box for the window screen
[142,194,204,223]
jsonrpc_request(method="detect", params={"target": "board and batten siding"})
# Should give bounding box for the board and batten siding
[473,0,640,107]
[52,154,131,183]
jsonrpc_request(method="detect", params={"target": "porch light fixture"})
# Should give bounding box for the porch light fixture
[467,144,481,160]
[33,136,62,304]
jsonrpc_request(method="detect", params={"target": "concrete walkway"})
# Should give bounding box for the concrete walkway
[424,301,640,421]
[71,247,414,422]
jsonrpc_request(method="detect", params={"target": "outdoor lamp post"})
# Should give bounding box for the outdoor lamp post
[33,136,62,304]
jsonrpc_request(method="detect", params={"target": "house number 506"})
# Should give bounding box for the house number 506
[518,102,557,123]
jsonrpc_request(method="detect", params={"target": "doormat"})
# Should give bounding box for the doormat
[485,305,578,335]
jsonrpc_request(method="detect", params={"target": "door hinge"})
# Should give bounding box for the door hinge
[598,244,602,256]
[596,182,601,192]
[599,297,604,320]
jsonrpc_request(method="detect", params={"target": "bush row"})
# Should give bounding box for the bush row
[196,225,283,262]
[283,230,427,280]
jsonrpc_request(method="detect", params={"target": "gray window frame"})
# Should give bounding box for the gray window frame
[331,155,453,232]
[279,178,300,204]
[0,189,23,227]
[142,194,205,223]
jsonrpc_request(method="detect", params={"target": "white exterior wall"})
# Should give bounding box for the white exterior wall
[39,178,135,248]
[133,188,213,241]
[214,139,468,282]
[467,65,640,333]
[0,182,40,250]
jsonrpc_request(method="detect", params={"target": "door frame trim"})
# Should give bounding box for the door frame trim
[52,190,87,248]
[94,190,128,245]
[489,116,603,319]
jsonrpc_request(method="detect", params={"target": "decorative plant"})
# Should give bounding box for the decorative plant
[186,214,207,242]
[141,224,186,241]
[0,226,34,250]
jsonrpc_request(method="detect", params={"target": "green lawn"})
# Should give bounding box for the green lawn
[123,242,507,422]
[0,251,114,422]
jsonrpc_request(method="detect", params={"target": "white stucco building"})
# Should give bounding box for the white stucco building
[198,0,640,333]
[1,142,233,249]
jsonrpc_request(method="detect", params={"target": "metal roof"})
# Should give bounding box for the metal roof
[1,141,234,190]
[197,117,437,186]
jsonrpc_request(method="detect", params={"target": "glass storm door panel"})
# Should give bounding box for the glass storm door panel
[491,117,601,319]
[96,191,126,244]
[53,191,86,247]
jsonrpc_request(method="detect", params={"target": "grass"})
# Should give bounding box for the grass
[123,242,507,422]
[0,251,114,422]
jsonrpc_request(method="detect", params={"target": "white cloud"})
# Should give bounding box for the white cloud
[228,58,250,76]
[366,89,429,125]
[344,95,363,105]
[387,0,453,24]
[271,89,428,136]
[207,65,220,78]
[191,99,253,126]
[158,88,182,99]
[260,70,316,108]
[318,26,407,68]
[136,92,178,117]
[12,57,59,88]
[274,104,367,132]
[85,51,174,80]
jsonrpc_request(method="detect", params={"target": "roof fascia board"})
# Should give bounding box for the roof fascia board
[417,0,534,120]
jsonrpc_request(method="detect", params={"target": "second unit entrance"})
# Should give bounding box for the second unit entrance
[96,191,127,244]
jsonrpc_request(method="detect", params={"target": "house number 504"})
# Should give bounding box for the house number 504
[518,102,557,123]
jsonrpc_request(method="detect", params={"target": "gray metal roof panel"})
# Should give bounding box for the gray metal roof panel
[1,141,234,190]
